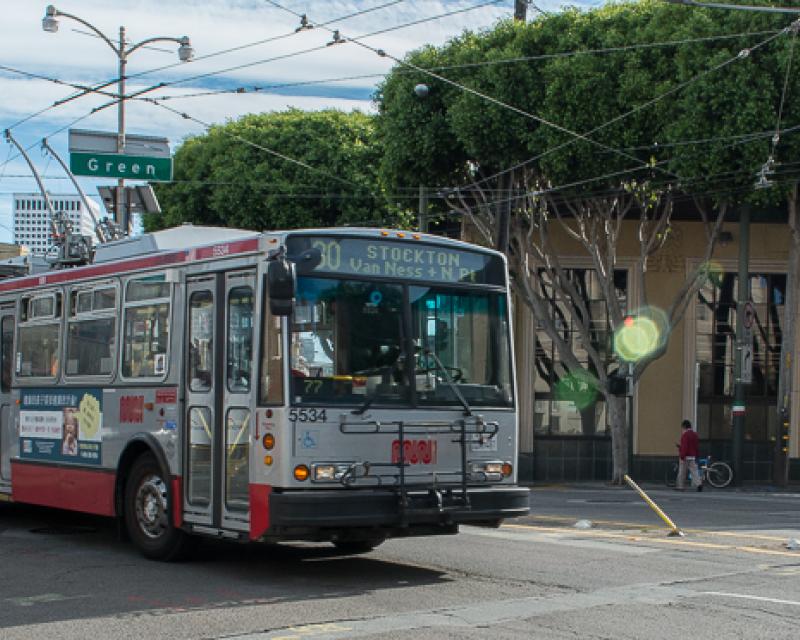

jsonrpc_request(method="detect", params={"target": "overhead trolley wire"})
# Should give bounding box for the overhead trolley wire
[461,25,793,191]
[39,1,407,113]
[147,98,379,196]
[265,0,678,182]
[149,28,781,103]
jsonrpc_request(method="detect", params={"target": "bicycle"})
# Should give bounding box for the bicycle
[664,455,733,488]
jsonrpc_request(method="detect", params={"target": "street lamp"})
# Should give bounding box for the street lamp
[42,5,194,234]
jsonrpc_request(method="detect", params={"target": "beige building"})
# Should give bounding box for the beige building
[508,215,798,484]
[0,243,22,261]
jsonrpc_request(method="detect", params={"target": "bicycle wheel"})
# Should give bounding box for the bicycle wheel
[706,461,733,488]
[665,462,678,487]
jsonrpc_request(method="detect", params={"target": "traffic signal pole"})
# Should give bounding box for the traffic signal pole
[732,205,750,486]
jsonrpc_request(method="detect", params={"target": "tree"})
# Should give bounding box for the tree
[375,1,798,482]
[146,109,395,232]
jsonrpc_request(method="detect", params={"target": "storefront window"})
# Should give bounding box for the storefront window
[534,269,627,436]
[695,272,784,441]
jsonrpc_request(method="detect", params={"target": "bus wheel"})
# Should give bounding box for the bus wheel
[125,453,189,561]
[332,537,384,555]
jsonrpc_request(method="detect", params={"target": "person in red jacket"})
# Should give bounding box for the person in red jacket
[677,419,703,491]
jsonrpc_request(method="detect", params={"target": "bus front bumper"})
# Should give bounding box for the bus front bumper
[267,485,530,534]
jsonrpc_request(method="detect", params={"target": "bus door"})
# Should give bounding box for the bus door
[183,271,256,532]
[0,305,14,483]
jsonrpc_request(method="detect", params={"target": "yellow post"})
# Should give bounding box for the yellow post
[623,474,684,537]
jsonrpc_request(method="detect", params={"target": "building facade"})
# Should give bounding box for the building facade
[509,217,800,485]
[12,193,97,256]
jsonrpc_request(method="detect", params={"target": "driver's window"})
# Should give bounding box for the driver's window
[290,278,406,405]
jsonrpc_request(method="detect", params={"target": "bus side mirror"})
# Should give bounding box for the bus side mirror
[268,256,295,316]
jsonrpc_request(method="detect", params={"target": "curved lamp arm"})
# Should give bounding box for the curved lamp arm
[44,5,120,56]
[126,35,186,56]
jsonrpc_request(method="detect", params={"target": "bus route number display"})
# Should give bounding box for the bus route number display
[287,236,504,285]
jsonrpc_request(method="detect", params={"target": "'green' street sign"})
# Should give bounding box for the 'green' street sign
[70,152,173,182]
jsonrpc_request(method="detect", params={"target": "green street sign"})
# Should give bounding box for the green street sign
[70,152,173,182]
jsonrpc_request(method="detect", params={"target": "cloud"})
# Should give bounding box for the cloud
[0,0,596,243]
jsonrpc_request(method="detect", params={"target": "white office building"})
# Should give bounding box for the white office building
[13,193,98,256]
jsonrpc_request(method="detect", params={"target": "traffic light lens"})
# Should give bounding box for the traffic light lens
[614,307,669,363]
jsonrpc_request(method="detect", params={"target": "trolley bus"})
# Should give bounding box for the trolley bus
[0,225,529,559]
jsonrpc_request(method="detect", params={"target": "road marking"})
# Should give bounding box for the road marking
[503,523,800,558]
[226,583,697,640]
[461,525,659,554]
[522,514,791,542]
[704,592,800,607]
[5,593,90,607]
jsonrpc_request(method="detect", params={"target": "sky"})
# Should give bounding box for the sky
[0,0,601,242]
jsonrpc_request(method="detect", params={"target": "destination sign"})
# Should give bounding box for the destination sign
[286,236,505,285]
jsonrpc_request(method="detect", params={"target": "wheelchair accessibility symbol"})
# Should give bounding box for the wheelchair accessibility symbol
[300,430,319,449]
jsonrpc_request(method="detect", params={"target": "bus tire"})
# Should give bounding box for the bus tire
[332,537,384,555]
[124,453,190,561]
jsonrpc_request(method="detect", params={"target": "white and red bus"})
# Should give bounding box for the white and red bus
[0,225,529,559]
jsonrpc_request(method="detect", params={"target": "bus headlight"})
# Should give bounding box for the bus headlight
[312,463,354,482]
[470,461,511,482]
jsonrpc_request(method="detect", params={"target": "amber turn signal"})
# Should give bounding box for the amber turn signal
[294,465,310,481]
[502,463,513,477]
[262,433,275,450]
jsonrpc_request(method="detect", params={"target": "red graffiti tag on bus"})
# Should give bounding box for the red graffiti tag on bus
[120,396,144,424]
[391,439,437,465]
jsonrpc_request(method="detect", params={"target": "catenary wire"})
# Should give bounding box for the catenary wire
[147,28,781,103]
[267,1,683,181]
[465,26,794,190]
[2,1,408,138]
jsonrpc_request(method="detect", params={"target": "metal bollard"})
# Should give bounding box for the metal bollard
[624,474,684,537]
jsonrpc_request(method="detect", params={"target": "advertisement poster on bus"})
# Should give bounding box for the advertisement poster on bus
[19,388,103,465]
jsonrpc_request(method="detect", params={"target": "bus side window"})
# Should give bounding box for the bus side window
[122,277,171,379]
[66,286,117,377]
[17,293,61,379]
[1,316,13,391]
[259,283,283,405]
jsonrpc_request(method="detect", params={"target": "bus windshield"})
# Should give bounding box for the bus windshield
[289,276,513,408]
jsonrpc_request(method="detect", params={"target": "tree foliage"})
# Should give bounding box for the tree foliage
[376,0,800,482]
[146,109,394,232]
[376,0,800,203]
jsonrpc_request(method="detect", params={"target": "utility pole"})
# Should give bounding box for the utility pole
[418,186,429,233]
[514,0,528,21]
[732,205,751,486]
[496,171,512,253]
[42,5,193,236]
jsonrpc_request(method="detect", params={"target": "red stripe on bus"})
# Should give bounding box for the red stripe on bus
[172,476,183,529]
[0,237,261,293]
[11,461,115,517]
[249,484,272,541]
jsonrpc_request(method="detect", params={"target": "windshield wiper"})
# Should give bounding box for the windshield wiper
[350,366,393,416]
[424,349,472,417]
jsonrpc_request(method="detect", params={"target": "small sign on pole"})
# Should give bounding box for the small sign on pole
[740,344,753,385]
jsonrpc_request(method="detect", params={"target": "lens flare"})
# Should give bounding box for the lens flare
[703,260,725,288]
[613,306,669,363]
[554,370,599,410]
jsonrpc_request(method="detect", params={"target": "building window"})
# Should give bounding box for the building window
[696,272,784,441]
[534,268,628,436]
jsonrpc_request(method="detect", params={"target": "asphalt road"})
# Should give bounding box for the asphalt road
[1,485,799,639]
